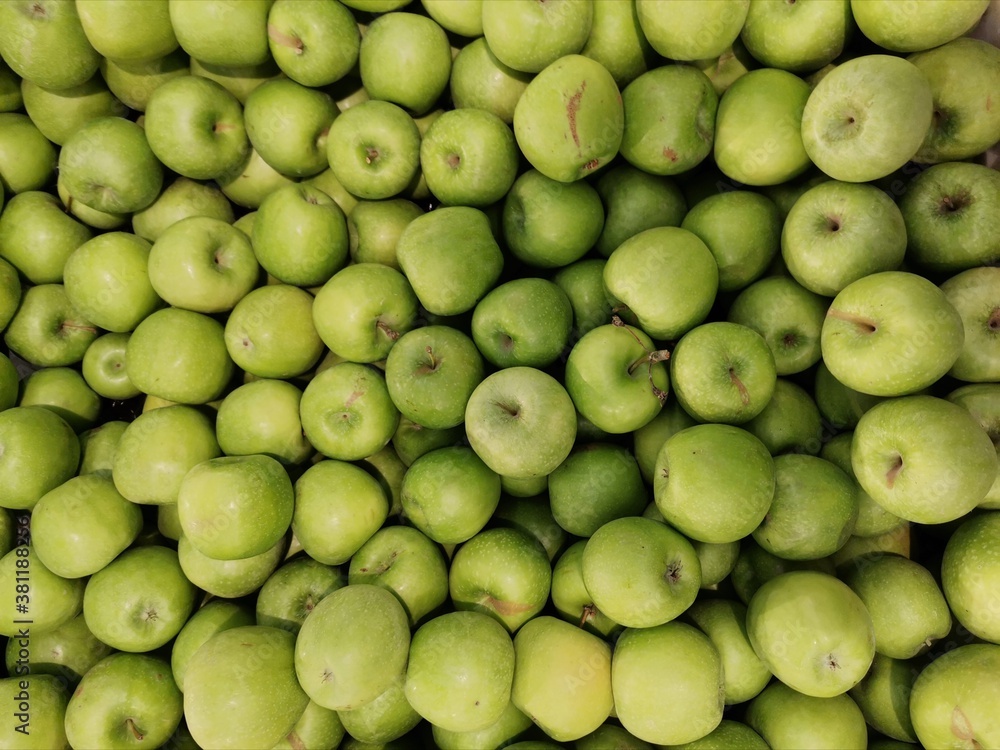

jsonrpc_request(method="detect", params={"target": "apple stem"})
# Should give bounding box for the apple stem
[826,308,877,334]
[267,23,304,55]
[615,315,670,405]
[579,604,596,628]
[729,368,751,406]
[424,346,437,370]
[125,718,144,742]
[60,322,98,335]
[376,320,399,341]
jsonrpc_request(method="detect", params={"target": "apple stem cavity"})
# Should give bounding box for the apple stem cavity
[988,308,1000,332]
[729,367,751,406]
[267,24,305,55]
[125,718,144,742]
[826,308,877,334]
[375,319,400,341]
[886,454,903,489]
[60,322,98,335]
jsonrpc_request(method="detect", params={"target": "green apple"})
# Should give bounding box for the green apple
[225,284,325,379]
[359,12,451,115]
[56,172,128,230]
[745,681,867,750]
[464,366,577,479]
[274,701,345,750]
[326,100,422,200]
[432,700,534,750]
[0,674,69,749]
[852,395,996,524]
[126,307,234,404]
[582,516,701,628]
[0,60,20,111]
[899,161,1000,273]
[63,231,163,332]
[821,271,964,397]
[338,679,420,744]
[581,0,655,88]
[245,79,338,178]
[747,570,875,697]
[393,418,464,467]
[942,267,1000,382]
[21,74,127,146]
[5,612,111,685]
[0,191,92,285]
[743,377,824,455]
[848,652,918,743]
[813,361,885,430]
[0,353,17,412]
[603,226,719,340]
[292,459,388,565]
[0,406,79,511]
[348,525,449,627]
[513,54,623,182]
[405,610,514,732]
[384,325,484,430]
[850,0,990,52]
[502,169,605,269]
[593,164,687,258]
[83,545,197,652]
[740,0,851,72]
[99,50,190,112]
[30,472,142,579]
[177,534,286,598]
[75,416,132,473]
[304,166,359,214]
[169,0,272,66]
[64,653,182,750]
[112,404,221,505]
[686,598,771,705]
[267,0,359,87]
[300,362,399,460]
[400,446,500,545]
[216,147,297,210]
[144,75,250,181]
[0,257,20,332]
[396,206,503,316]
[347,198,422,269]
[621,65,717,177]
[77,0,177,61]
[4,284,98,367]
[189,57,282,107]
[553,258,614,336]
[0,0,100,90]
[632,400,697,484]
[178,454,294,561]
[821,431,904,538]
[946,383,1000,508]
[549,443,646,537]
[216,379,312,465]
[654,423,775,544]
[421,0,482,36]
[781,180,907,297]
[909,643,1000,750]
[658,720,768,750]
[420,107,518,207]
[636,0,749,60]
[0,113,57,194]
[511,616,613,742]
[256,556,345,633]
[942,511,1000,645]
[170,599,256,691]
[132,176,235,243]
[482,0,591,74]
[59,117,163,214]
[0,544,84,636]
[613,621,725,745]
[550,539,622,638]
[295,583,410,711]
[834,524,911,571]
[253,184,349,287]
[17,365,100,432]
[449,527,552,633]
[449,37,531,125]
[491,494,568,562]
[185,625,309,750]
[801,54,933,182]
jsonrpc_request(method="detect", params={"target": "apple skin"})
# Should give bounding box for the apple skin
[126,307,235,405]
[0,60,20,111]
[0,406,79,512]
[747,570,875,698]
[169,0,272,67]
[0,191,92,285]
[941,267,1000,383]
[133,176,235,243]
[0,353,17,412]
[98,50,190,112]
[686,598,771,706]
[267,0,359,87]
[613,621,725,745]
[850,0,990,52]
[821,271,965,397]
[636,0,749,61]
[21,73,127,147]
[0,257,20,332]
[17,365,100,432]
[256,555,344,634]
[178,534,286,599]
[217,147,297,210]
[947,383,1000,509]
[216,379,313,465]
[274,701,346,750]
[740,0,851,73]
[513,54,623,183]
[295,583,411,712]
[170,599,256,694]
[77,0,177,61]
[4,284,99,367]
[0,0,101,91]
[482,0,592,74]
[0,544,85,637]
[464,366,577,480]
[449,37,531,125]
[83,545,198,653]
[553,258,614,336]
[510,616,613,742]
[64,652,183,750]
[0,113,57,194]
[909,644,1000,750]
[593,164,687,258]
[801,55,933,183]
[433,699,534,750]
[338,679,421,744]
[941,511,1000,645]
[185,625,310,750]
[30,472,143,579]
[550,539,622,638]
[746,681,868,750]
[347,198,422,270]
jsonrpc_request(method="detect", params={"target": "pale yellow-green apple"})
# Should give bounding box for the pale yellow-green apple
[63,231,163,332]
[347,198,422,269]
[188,55,282,106]
[132,176,235,243]
[821,431,904,538]
[111,404,220,505]
[740,0,851,72]
[746,681,868,750]
[686,598,771,705]
[178,534,286,599]
[900,162,1000,273]
[612,621,725,745]
[581,0,656,88]
[275,701,345,750]
[0,406,79,511]
[847,652,918,743]
[0,113,57,194]
[185,626,309,750]
[170,599,255,692]
[821,272,964,397]
[746,570,875,697]
[593,164,687,257]
[20,74,127,146]
[338,679,420,744]
[255,556,344,633]
[481,0,591,74]
[449,37,531,125]
[850,0,990,52]
[4,284,99,367]
[658,720,769,750]
[295,584,410,711]
[511,616,613,741]
[513,54,623,182]
[169,0,272,67]
[942,511,1000,644]
[636,0,749,61]
[582,516,701,628]
[549,443,646,537]
[216,148,297,210]
[549,539,622,638]
[654,423,775,544]
[99,50,190,112]
[17,365,100,432]
[267,0,360,87]
[215,379,312,465]
[0,0,100,90]
[801,55,933,182]
[851,395,996,524]
[946,383,1000,508]
[621,65,717,177]
[77,0,177,61]
[82,545,197,652]
[5,612,111,686]
[432,700,533,750]
[942,267,1000,382]
[0,544,84,636]
[0,190,92,284]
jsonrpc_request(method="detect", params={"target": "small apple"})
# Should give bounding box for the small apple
[686,598,771,706]
[216,379,312,465]
[549,443,646,537]
[255,555,345,633]
[4,284,99,367]
[347,198,422,269]
[549,539,622,638]
[449,37,531,125]
[740,0,851,72]
[216,147,297,210]
[17,365,101,432]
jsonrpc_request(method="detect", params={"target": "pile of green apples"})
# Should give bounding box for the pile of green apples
[1,0,1000,748]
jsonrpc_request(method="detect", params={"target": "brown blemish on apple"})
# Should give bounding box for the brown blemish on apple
[826,308,877,334]
[286,731,307,750]
[376,319,400,341]
[951,706,981,748]
[481,594,534,616]
[343,390,364,409]
[267,23,305,55]
[824,653,840,671]
[579,603,597,628]
[663,559,684,585]
[213,122,237,134]
[566,81,587,153]
[886,454,903,489]
[987,95,993,113]
[663,147,679,162]
[29,2,46,18]
[321,668,334,684]
[729,367,751,406]
[582,158,600,172]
